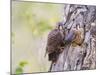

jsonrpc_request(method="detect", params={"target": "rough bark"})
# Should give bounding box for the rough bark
[50,4,96,72]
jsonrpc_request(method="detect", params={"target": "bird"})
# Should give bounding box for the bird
[45,22,65,63]
[72,24,84,46]
[64,24,85,47]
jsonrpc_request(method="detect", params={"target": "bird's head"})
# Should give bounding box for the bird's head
[56,22,64,30]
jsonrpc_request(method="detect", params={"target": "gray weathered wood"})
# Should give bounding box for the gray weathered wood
[49,4,96,72]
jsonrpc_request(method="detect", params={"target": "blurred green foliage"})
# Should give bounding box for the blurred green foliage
[15,67,23,75]
[12,1,63,73]
[15,61,28,75]
[19,61,28,67]
[12,1,63,36]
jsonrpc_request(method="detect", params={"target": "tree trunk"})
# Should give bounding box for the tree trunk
[49,4,96,72]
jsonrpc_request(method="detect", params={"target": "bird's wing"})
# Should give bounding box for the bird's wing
[65,31,76,43]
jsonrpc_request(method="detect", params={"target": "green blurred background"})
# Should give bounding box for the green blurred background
[12,1,64,74]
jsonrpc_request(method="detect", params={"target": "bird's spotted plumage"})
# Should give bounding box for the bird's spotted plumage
[46,28,65,62]
[64,25,84,47]
[72,28,84,46]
